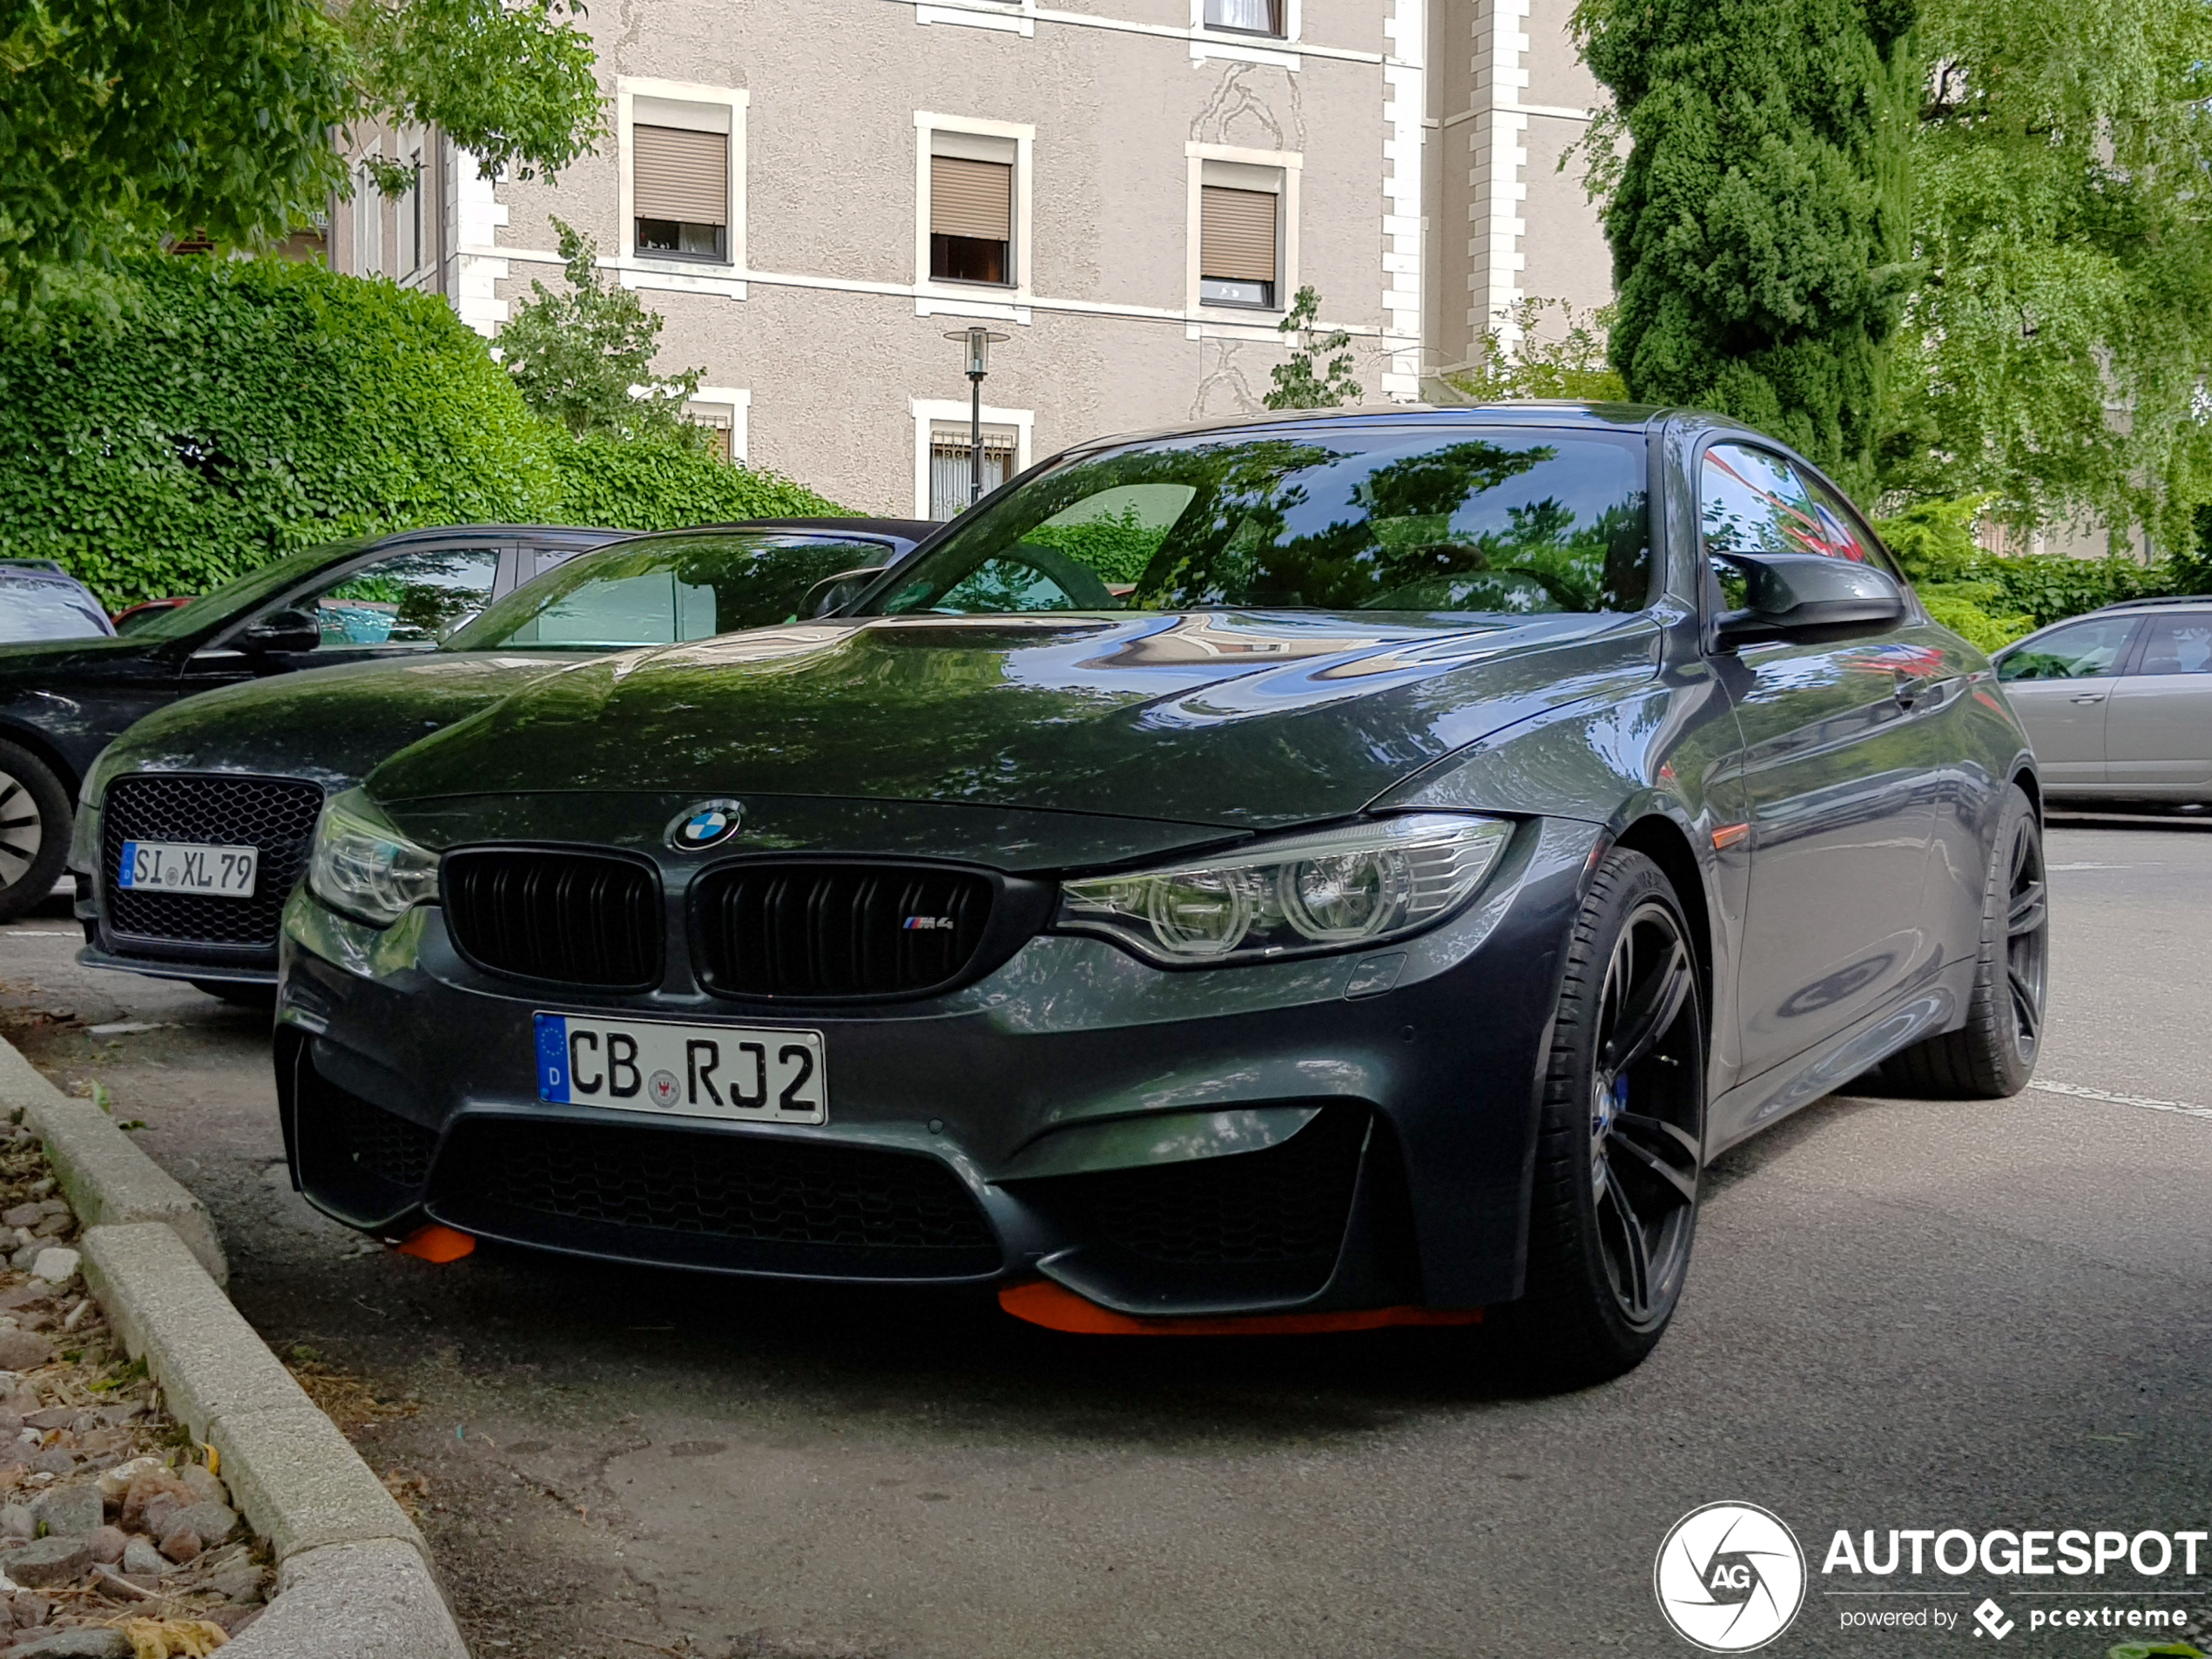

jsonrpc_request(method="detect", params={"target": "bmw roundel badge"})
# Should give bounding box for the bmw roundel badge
[668,799,745,851]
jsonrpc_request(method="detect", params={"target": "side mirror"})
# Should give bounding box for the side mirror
[805,566,887,618]
[1714,553,1905,647]
[238,608,322,654]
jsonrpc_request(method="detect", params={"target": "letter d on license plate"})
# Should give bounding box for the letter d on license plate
[534,1014,826,1125]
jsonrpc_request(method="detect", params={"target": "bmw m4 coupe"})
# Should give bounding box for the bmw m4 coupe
[274,406,2048,1386]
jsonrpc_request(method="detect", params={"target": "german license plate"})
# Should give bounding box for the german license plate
[533,1013,826,1125]
[116,840,259,897]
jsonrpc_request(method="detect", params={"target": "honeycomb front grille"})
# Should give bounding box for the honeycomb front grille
[436,1118,997,1262]
[1042,1108,1367,1266]
[692,862,994,998]
[100,773,324,948]
[442,848,662,988]
[328,1089,437,1190]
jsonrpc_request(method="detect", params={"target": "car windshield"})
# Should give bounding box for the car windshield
[443,530,898,651]
[0,577,114,643]
[862,425,1652,617]
[123,537,377,642]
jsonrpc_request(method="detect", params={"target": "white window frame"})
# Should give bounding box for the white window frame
[684,386,751,462]
[915,111,1035,306]
[1186,144,1298,323]
[910,397,1033,521]
[617,77,748,273]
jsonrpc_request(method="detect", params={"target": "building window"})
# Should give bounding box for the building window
[1204,0,1284,36]
[930,422,1019,519]
[354,162,384,279]
[634,124,730,262]
[1199,169,1280,308]
[928,132,1015,286]
[685,401,736,462]
[396,146,422,279]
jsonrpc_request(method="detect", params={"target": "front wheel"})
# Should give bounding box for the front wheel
[0,742,70,923]
[1879,783,2047,1099]
[1489,848,1706,1389]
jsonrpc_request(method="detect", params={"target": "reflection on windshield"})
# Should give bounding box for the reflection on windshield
[446,534,890,651]
[869,428,1651,618]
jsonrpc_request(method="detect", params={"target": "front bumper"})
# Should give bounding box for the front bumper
[275,816,1601,1316]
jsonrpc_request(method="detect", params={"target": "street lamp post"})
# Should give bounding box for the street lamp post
[945,327,1009,510]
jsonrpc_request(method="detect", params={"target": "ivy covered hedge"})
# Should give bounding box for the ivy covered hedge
[546,435,841,532]
[0,258,846,609]
[1873,497,2212,651]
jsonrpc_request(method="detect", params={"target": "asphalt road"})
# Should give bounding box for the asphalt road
[2,819,2207,1659]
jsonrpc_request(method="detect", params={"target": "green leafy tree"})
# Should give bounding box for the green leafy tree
[1573,0,1919,490]
[0,0,602,302]
[1443,298,1628,402]
[1264,286,1362,410]
[499,219,706,443]
[1883,0,2212,549]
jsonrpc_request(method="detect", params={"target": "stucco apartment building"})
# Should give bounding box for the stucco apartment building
[328,0,1607,519]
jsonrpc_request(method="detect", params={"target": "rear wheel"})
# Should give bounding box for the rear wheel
[1490,848,1705,1389]
[0,742,69,923]
[1879,784,2047,1098]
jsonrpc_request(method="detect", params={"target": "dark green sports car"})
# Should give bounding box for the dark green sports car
[273,407,2047,1386]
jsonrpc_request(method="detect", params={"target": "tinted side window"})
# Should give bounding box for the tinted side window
[1996,617,2140,681]
[1701,444,1817,559]
[2135,612,2212,675]
[1796,472,1905,582]
[282,546,502,650]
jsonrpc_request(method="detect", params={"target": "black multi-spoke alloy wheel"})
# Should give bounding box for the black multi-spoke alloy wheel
[1881,783,2047,1099]
[1491,848,1705,1389]
[0,741,69,923]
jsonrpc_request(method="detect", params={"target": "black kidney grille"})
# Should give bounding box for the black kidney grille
[1044,1108,1367,1266]
[695,864,994,998]
[440,1118,995,1257]
[100,774,324,948]
[442,850,661,988]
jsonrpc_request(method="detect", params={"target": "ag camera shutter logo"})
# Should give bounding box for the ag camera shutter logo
[1655,1502,1807,1652]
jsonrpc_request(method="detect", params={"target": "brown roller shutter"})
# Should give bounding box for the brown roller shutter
[931,157,1013,242]
[634,125,728,226]
[1201,186,1278,282]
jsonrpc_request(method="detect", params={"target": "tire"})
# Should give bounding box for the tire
[1879,784,2047,1099]
[0,741,71,923]
[1488,848,1706,1390]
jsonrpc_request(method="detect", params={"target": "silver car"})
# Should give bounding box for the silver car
[1994,597,2212,805]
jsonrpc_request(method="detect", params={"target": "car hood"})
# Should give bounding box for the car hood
[92,651,583,796]
[0,634,158,678]
[368,610,1661,833]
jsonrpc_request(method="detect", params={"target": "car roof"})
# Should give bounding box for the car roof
[1063,401,1671,455]
[664,516,940,545]
[2085,594,2212,615]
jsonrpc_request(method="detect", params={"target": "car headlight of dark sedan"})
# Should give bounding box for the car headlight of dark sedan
[1056,813,1514,967]
[307,790,440,927]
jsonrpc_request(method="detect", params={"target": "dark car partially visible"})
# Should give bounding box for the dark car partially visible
[0,524,624,920]
[70,519,934,995]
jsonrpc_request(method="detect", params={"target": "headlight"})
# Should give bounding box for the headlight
[1057,813,1513,967]
[307,791,440,927]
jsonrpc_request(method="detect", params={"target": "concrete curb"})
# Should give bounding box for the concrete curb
[0,1039,468,1658]
[0,1040,226,1285]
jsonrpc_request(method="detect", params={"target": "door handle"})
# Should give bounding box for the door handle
[2069,691,2107,705]
[1893,671,1934,709]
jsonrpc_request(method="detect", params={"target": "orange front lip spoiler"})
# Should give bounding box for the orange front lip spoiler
[394,1224,477,1264]
[998,1278,1480,1337]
